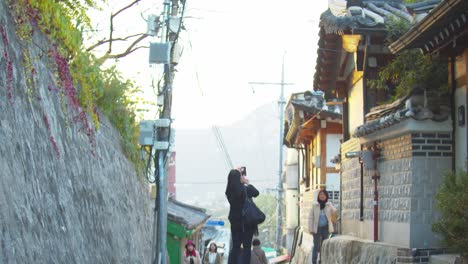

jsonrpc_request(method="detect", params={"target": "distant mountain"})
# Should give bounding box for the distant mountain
[174,102,281,211]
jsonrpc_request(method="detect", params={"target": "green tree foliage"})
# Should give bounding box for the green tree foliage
[432,170,468,258]
[368,49,448,100]
[368,17,448,101]
[254,194,285,249]
[97,66,143,171]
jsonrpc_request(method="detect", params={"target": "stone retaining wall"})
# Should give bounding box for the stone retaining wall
[0,2,153,263]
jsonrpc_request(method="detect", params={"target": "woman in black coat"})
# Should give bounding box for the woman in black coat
[225,169,259,264]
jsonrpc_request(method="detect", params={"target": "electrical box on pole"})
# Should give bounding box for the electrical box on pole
[149,42,171,64]
[139,120,155,146]
[147,15,161,37]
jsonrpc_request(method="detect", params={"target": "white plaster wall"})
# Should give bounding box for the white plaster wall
[348,79,364,136]
[455,86,467,171]
[326,134,342,167]
[285,164,299,189]
[285,189,299,229]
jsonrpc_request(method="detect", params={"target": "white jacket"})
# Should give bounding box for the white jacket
[308,201,338,234]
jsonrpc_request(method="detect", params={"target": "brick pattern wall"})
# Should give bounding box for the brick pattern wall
[411,132,452,157]
[341,139,362,220]
[379,134,412,161]
[341,132,452,223]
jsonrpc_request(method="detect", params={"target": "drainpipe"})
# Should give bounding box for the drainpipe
[371,142,380,242]
[450,56,456,171]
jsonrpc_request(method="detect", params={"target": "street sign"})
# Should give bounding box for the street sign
[205,220,225,226]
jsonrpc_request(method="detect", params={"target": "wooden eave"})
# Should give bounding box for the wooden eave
[389,0,468,54]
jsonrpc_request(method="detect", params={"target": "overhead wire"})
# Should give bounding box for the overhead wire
[185,25,234,171]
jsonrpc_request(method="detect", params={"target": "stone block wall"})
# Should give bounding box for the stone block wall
[340,131,452,249]
[341,138,362,221]
[409,157,451,248]
[372,134,413,224]
[0,3,153,263]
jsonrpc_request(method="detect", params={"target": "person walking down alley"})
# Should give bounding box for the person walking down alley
[225,169,260,264]
[308,189,338,264]
[184,240,201,264]
[250,239,268,264]
[203,242,222,264]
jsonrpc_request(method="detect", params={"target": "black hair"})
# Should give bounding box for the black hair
[252,239,261,246]
[318,189,329,203]
[209,242,217,252]
[225,169,241,200]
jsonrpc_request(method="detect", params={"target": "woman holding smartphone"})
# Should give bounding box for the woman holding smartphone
[225,168,259,264]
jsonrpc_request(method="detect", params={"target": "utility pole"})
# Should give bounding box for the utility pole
[155,1,171,263]
[150,1,183,263]
[249,52,291,254]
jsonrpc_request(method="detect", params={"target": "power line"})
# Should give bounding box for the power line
[175,179,275,185]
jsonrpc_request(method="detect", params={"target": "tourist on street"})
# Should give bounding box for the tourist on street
[225,168,260,264]
[308,189,338,264]
[203,242,222,264]
[250,238,268,264]
[184,240,201,264]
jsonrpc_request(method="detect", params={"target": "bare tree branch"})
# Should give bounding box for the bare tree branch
[99,45,149,61]
[113,0,142,18]
[98,33,149,62]
[107,0,142,55]
[86,33,146,52]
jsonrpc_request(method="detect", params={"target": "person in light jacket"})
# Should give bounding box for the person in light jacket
[308,189,338,264]
[250,239,268,264]
[203,242,222,264]
[184,240,201,264]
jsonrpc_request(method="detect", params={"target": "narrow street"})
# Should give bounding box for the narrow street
[1,0,468,264]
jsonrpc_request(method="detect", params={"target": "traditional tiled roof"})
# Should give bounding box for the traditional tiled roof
[353,92,450,138]
[167,198,210,230]
[389,0,468,54]
[314,0,441,92]
[322,0,441,35]
[284,91,342,147]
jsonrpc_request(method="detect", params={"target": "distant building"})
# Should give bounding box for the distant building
[301,0,466,263]
[283,91,342,260]
[167,198,210,264]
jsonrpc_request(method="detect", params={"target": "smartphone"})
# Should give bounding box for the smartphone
[240,166,247,176]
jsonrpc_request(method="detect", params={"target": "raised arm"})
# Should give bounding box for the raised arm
[246,184,259,198]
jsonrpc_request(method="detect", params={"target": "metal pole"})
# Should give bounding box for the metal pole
[155,1,171,263]
[158,153,168,263]
[152,150,159,263]
[275,53,286,254]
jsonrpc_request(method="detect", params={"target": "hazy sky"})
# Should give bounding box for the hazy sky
[89,0,329,129]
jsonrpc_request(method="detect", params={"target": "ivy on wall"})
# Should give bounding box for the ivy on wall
[7,0,143,174]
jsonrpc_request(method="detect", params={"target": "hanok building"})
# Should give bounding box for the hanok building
[390,0,468,172]
[307,1,456,264]
[283,91,342,262]
[166,199,210,264]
